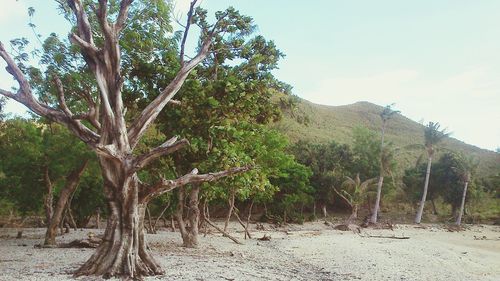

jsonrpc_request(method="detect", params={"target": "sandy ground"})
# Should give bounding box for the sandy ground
[0,222,499,281]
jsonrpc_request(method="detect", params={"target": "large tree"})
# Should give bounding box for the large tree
[414,122,449,224]
[0,0,253,278]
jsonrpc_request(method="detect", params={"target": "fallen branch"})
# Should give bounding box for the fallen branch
[203,217,242,245]
[361,234,409,240]
[234,208,252,239]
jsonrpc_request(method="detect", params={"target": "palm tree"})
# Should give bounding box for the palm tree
[371,104,399,223]
[333,174,377,224]
[453,154,479,226]
[415,122,450,224]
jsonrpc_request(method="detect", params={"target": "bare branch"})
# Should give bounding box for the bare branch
[77,89,101,130]
[132,137,189,172]
[0,41,100,146]
[115,0,134,33]
[180,0,197,66]
[67,0,94,45]
[95,0,114,39]
[140,166,251,203]
[95,143,122,161]
[69,34,99,56]
[126,3,236,148]
[127,35,213,148]
[0,88,17,99]
[53,75,73,117]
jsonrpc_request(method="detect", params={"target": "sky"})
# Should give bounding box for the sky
[1,0,499,151]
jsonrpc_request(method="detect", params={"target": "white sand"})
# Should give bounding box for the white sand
[0,222,499,280]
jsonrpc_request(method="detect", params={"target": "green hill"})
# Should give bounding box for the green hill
[273,98,500,177]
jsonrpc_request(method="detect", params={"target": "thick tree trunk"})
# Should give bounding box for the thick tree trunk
[175,185,201,248]
[75,162,163,278]
[44,160,88,246]
[322,204,328,218]
[186,185,200,247]
[224,188,236,232]
[66,190,78,231]
[370,175,384,223]
[456,181,469,226]
[415,156,433,224]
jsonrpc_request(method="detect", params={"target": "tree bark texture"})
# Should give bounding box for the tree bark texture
[415,156,433,224]
[44,160,88,246]
[43,166,54,226]
[456,181,469,226]
[175,185,201,248]
[76,163,163,278]
[370,175,384,224]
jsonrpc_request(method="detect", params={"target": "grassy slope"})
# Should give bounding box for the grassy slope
[272,98,500,177]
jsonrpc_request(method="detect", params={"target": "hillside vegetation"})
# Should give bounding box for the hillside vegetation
[274,97,500,177]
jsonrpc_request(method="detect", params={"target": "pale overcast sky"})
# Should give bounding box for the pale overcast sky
[1,0,499,151]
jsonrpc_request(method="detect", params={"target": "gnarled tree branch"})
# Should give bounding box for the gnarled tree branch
[132,136,189,172]
[127,36,213,148]
[179,0,197,66]
[115,0,134,33]
[0,41,100,146]
[139,166,251,204]
[53,75,73,117]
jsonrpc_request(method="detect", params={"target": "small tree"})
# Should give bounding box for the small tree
[453,154,479,225]
[414,122,449,224]
[370,104,399,223]
[333,174,377,224]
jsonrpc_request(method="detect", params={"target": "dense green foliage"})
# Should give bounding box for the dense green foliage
[403,152,499,221]
[0,119,103,223]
